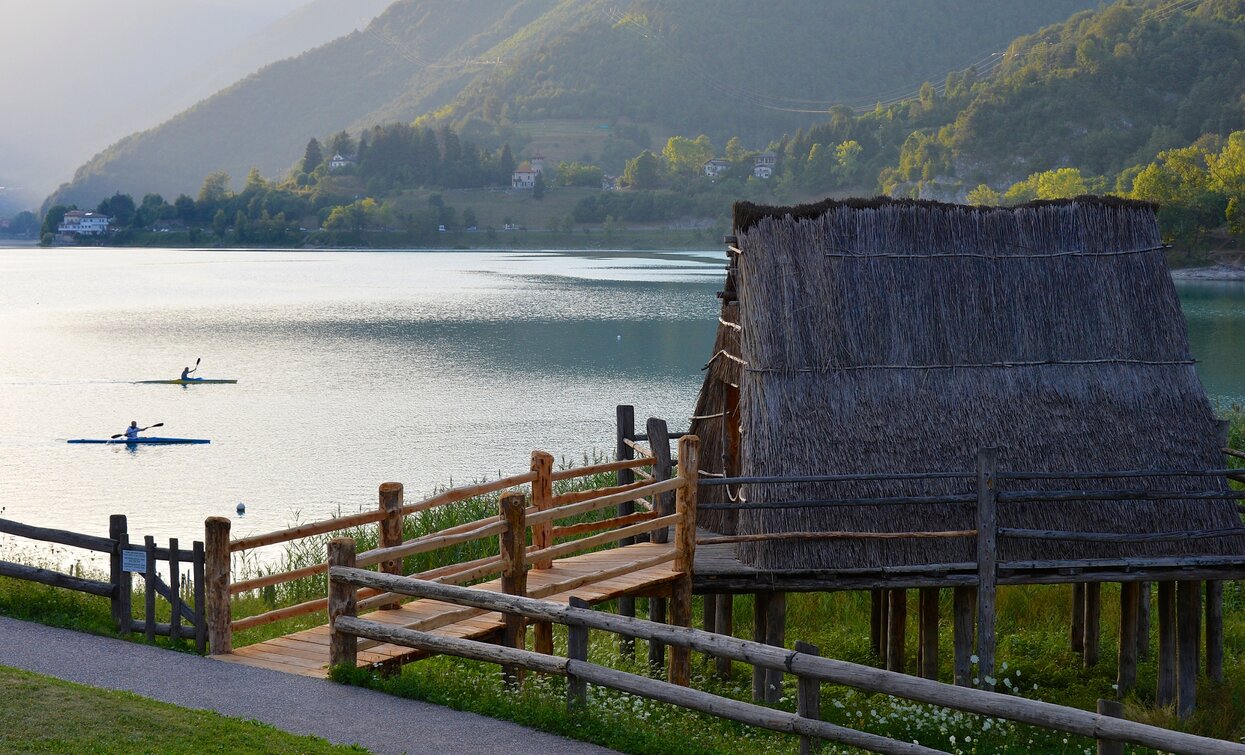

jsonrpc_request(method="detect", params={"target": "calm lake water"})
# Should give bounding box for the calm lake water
[0,247,1241,559]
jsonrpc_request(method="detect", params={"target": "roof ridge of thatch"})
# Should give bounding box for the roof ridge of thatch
[734,195,1157,234]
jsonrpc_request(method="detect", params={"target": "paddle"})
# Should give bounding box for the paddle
[188,357,200,377]
[111,422,164,439]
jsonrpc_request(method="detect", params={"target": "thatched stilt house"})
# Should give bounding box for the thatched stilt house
[690,197,1239,571]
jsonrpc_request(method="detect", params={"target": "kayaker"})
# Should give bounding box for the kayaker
[180,365,195,380]
[124,421,140,441]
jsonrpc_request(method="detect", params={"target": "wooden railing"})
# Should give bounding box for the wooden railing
[695,447,1245,718]
[325,574,1245,755]
[204,448,663,655]
[0,514,206,651]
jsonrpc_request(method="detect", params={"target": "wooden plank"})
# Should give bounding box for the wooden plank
[0,517,114,552]
[229,509,386,553]
[0,559,113,597]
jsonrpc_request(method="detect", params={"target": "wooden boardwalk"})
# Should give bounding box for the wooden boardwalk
[217,542,679,677]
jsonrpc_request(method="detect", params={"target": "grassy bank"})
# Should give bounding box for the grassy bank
[0,665,362,753]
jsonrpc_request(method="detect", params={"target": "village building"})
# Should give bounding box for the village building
[328,153,355,171]
[528,154,545,174]
[511,166,539,190]
[752,151,777,179]
[703,158,731,178]
[58,210,110,236]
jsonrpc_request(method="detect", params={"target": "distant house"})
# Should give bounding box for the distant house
[703,158,731,178]
[753,151,777,179]
[528,154,546,174]
[601,174,619,191]
[329,153,355,171]
[58,211,110,236]
[512,168,539,190]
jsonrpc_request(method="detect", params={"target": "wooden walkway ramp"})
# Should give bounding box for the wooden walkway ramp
[217,542,680,677]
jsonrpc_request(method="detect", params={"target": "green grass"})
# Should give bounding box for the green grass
[0,665,364,754]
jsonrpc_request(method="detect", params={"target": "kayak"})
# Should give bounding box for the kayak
[136,378,238,385]
[68,437,211,445]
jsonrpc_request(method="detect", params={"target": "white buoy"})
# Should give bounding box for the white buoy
[236,502,246,515]
[617,334,622,340]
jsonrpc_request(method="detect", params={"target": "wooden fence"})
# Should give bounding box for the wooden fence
[694,446,1245,718]
[326,572,1245,755]
[205,446,675,660]
[0,514,206,651]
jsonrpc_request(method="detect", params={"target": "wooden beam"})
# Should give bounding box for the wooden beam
[327,538,356,669]
[953,586,974,686]
[975,447,998,690]
[919,587,939,680]
[204,516,232,655]
[886,589,907,674]
[1176,580,1200,718]
[1206,580,1223,683]
[1156,581,1176,707]
[715,594,734,679]
[1118,582,1139,695]
[378,482,404,610]
[765,592,787,703]
[1071,582,1085,654]
[752,592,769,702]
[500,492,528,687]
[1083,582,1101,668]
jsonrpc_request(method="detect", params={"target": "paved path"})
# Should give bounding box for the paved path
[0,617,613,755]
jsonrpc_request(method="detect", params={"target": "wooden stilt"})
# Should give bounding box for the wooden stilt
[668,578,692,686]
[878,588,890,667]
[1083,581,1101,668]
[795,641,822,755]
[886,589,907,674]
[1176,580,1200,718]
[1206,580,1223,683]
[1156,581,1175,707]
[752,592,769,702]
[1137,581,1151,661]
[648,596,667,672]
[919,587,939,680]
[764,592,787,703]
[615,405,637,661]
[1071,582,1085,654]
[953,586,975,687]
[715,594,734,679]
[1117,582,1139,695]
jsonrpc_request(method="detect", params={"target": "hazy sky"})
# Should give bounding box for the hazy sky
[0,0,318,209]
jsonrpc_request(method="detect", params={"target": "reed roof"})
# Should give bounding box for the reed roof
[695,196,1237,571]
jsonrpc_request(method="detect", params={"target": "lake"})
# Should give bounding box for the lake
[0,247,1241,557]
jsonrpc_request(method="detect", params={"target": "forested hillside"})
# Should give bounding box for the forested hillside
[47,0,1094,209]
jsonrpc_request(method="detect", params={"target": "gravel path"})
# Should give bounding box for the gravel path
[0,616,613,755]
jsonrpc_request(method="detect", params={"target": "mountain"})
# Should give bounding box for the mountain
[879,0,1245,196]
[48,0,1097,209]
[0,0,314,211]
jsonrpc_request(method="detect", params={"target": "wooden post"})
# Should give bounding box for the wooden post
[1176,580,1200,718]
[953,586,975,687]
[669,434,697,686]
[531,452,555,656]
[327,537,357,669]
[715,594,734,679]
[168,537,182,642]
[1096,699,1125,755]
[109,515,127,631]
[1206,580,1223,683]
[764,592,787,703]
[648,597,667,673]
[193,541,206,654]
[878,587,890,667]
[975,447,998,690]
[795,641,823,755]
[752,592,769,702]
[1156,581,1176,707]
[1083,582,1102,668]
[616,406,637,658]
[646,416,671,671]
[886,589,907,674]
[870,589,883,659]
[499,492,528,687]
[378,482,404,610]
[919,587,939,680]
[1071,582,1086,654]
[204,517,232,655]
[144,535,157,644]
[703,594,718,634]
[1137,581,1151,661]
[566,596,589,711]
[1118,582,1139,695]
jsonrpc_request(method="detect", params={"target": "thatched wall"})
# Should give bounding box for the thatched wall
[709,197,1238,570]
[689,265,741,533]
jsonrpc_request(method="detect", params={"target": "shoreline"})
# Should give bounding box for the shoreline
[1170,264,1245,282]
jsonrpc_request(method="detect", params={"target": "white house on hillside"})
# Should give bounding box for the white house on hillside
[512,168,539,189]
[529,154,546,174]
[753,151,777,179]
[703,158,730,178]
[329,153,355,170]
[58,211,110,235]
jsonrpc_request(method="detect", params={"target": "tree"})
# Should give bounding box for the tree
[198,172,233,207]
[496,144,516,184]
[212,209,228,237]
[835,140,863,178]
[174,194,197,222]
[302,138,324,175]
[41,205,71,236]
[97,193,137,227]
[328,131,355,159]
[8,211,38,236]
[245,167,268,192]
[623,151,660,189]
[725,137,749,162]
[662,135,714,178]
[966,184,1001,205]
[462,208,478,229]
[532,172,546,199]
[1228,197,1245,241]
[559,214,574,235]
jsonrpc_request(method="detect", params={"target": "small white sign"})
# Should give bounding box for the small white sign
[122,549,148,572]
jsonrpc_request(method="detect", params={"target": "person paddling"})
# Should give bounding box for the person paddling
[180,357,201,381]
[124,421,140,441]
